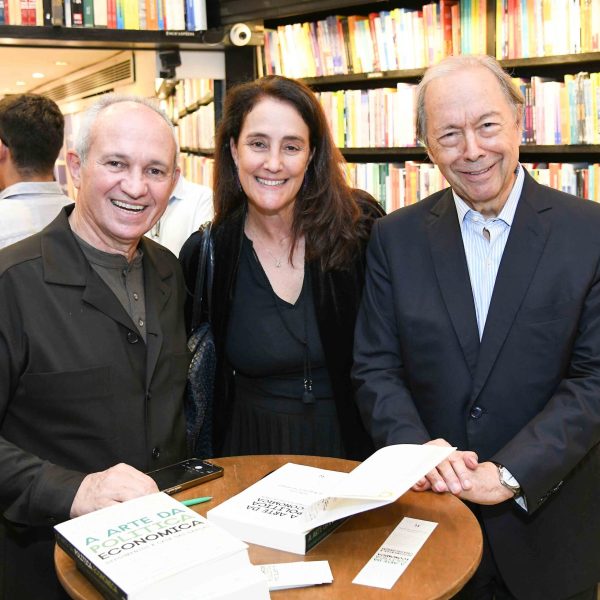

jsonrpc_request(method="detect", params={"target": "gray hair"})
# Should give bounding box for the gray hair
[74,93,179,168]
[416,54,525,145]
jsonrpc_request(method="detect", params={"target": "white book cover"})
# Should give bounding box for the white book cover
[207,444,454,554]
[55,492,269,599]
[192,0,206,30]
[92,0,107,26]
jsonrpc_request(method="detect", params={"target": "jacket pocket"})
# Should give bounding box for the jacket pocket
[21,365,114,440]
[516,299,580,324]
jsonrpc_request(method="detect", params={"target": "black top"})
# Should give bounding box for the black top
[226,235,332,399]
[222,236,342,457]
[179,191,385,459]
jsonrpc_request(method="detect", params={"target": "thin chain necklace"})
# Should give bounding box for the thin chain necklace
[246,224,290,269]
[264,246,284,268]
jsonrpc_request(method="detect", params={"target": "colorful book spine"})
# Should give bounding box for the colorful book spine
[71,0,83,26]
[106,0,116,27]
[123,0,139,29]
[82,0,94,26]
[115,0,123,28]
[144,0,156,29]
[156,0,164,29]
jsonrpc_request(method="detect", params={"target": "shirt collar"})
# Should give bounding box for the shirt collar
[73,231,143,269]
[0,180,66,201]
[453,163,524,226]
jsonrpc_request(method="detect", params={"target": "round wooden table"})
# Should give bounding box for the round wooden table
[56,455,482,599]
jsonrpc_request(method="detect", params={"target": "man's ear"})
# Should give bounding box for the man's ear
[425,146,435,165]
[515,106,524,134]
[172,166,181,191]
[66,150,82,189]
[0,139,9,162]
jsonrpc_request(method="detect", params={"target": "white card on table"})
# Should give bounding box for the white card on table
[353,517,437,589]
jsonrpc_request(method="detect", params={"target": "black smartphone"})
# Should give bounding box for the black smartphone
[146,459,224,494]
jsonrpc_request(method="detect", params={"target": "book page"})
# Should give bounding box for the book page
[298,444,455,531]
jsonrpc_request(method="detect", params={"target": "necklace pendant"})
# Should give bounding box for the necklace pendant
[275,259,282,268]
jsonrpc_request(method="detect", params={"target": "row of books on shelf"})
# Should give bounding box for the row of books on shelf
[161,78,215,120]
[0,0,206,30]
[318,86,418,148]
[517,72,600,145]
[315,71,600,149]
[495,0,600,60]
[345,161,600,213]
[180,153,213,188]
[175,103,215,151]
[259,0,487,79]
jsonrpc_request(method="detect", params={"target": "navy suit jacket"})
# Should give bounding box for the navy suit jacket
[353,171,600,599]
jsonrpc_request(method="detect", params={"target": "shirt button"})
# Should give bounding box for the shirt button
[127,331,139,344]
[133,293,139,301]
[152,447,161,459]
[138,318,144,327]
[470,406,483,419]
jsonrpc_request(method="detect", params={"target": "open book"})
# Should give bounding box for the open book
[207,444,454,554]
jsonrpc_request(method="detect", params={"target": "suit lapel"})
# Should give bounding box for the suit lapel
[471,173,551,401]
[427,190,480,375]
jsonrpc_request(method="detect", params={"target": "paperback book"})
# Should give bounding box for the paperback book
[55,492,270,599]
[207,444,454,554]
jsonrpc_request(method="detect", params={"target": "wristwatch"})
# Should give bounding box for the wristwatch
[496,464,522,496]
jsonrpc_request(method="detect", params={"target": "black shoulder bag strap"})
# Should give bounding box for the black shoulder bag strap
[190,222,214,330]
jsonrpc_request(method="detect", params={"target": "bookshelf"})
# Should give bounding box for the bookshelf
[0,0,210,35]
[159,76,220,188]
[244,0,600,210]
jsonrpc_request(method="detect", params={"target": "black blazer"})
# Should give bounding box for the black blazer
[353,171,600,599]
[180,195,384,460]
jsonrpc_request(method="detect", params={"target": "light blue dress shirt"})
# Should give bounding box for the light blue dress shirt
[452,164,527,506]
[453,165,525,339]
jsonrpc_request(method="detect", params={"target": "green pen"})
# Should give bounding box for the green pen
[181,496,213,507]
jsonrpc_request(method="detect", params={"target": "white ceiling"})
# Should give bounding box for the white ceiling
[0,47,121,97]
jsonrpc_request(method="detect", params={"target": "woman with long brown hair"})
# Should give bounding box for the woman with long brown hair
[180,75,383,460]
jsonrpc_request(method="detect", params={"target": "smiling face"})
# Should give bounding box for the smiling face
[67,101,179,257]
[424,66,522,217]
[230,96,312,221]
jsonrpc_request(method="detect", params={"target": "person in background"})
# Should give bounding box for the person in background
[147,172,213,255]
[180,75,384,461]
[353,54,600,600]
[0,94,188,599]
[0,93,72,249]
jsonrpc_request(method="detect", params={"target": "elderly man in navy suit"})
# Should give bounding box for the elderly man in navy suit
[353,54,600,600]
